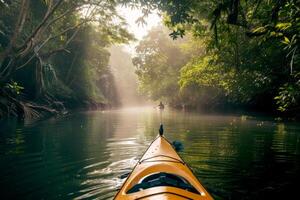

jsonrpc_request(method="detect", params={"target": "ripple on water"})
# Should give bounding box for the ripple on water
[72,157,138,200]
[72,137,142,200]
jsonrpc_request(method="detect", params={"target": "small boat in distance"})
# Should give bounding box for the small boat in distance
[114,126,214,200]
[158,101,165,110]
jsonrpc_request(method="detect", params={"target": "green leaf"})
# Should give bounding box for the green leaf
[282,36,290,44]
[252,26,266,33]
[284,37,290,43]
[275,23,292,30]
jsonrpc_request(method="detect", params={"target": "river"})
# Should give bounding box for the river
[0,107,299,199]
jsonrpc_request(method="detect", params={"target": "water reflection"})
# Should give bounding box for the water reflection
[0,107,299,200]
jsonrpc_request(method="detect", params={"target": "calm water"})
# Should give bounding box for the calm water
[0,107,299,200]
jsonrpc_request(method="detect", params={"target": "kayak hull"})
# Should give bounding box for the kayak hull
[114,136,213,200]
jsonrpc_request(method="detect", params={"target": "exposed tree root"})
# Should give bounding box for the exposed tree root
[0,88,62,119]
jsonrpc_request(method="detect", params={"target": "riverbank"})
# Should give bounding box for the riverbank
[0,87,115,120]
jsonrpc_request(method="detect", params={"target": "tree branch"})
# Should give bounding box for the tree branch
[17,0,64,52]
[16,35,52,70]
[41,48,70,58]
[16,18,87,70]
[47,7,78,27]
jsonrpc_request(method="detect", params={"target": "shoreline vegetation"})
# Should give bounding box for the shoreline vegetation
[0,0,132,119]
[1,0,299,120]
[132,1,300,117]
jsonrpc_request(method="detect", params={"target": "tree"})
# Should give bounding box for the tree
[133,26,188,106]
[0,0,133,118]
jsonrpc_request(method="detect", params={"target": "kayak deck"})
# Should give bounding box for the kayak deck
[114,136,214,200]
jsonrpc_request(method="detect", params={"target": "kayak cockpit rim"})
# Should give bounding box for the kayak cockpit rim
[126,171,201,195]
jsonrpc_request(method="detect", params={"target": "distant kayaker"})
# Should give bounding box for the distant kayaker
[158,101,164,110]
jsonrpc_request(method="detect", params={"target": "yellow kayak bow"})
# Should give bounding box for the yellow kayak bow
[114,133,214,200]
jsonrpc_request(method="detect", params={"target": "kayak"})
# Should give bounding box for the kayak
[114,130,214,200]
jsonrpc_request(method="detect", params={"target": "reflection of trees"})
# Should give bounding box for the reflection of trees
[0,111,118,199]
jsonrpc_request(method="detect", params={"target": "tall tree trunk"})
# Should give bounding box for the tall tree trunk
[0,0,29,82]
[35,59,45,98]
[0,0,29,61]
[234,26,240,71]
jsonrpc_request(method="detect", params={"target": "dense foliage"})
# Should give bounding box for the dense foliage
[1,0,299,117]
[0,0,133,118]
[134,0,300,113]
